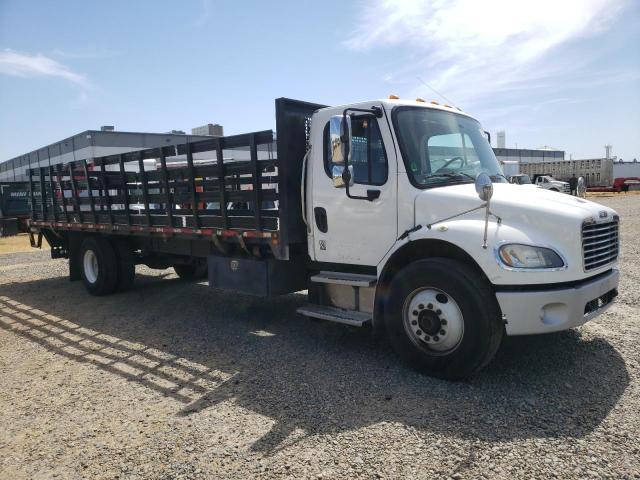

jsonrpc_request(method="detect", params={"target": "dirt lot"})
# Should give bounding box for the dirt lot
[1,194,638,479]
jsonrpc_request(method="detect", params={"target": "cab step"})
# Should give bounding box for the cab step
[296,304,372,327]
[310,271,377,287]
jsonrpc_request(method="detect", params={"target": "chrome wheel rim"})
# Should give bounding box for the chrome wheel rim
[403,287,464,354]
[83,249,99,284]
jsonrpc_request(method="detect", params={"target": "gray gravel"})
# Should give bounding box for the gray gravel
[1,194,639,479]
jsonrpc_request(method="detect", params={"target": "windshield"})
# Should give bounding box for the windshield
[392,107,506,188]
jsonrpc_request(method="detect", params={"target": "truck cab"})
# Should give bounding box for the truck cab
[300,98,619,377]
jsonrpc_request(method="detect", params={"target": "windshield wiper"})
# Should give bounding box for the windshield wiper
[423,172,475,182]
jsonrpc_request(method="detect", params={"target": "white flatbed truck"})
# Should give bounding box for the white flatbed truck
[28,97,620,379]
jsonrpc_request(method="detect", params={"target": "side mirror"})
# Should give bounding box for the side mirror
[332,164,354,188]
[475,172,493,201]
[329,114,351,165]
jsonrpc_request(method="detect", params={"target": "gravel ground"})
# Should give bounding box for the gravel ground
[0,195,638,479]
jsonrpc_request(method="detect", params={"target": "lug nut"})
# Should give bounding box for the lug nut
[436,309,442,315]
[418,304,424,310]
[416,330,422,336]
[413,310,419,316]
[439,329,445,335]
[441,319,447,325]
[433,335,439,341]
[424,335,430,341]
[411,320,417,326]
[427,303,433,309]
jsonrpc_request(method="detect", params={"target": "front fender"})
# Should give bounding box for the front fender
[378,218,583,286]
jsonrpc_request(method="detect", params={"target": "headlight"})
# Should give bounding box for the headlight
[498,244,565,269]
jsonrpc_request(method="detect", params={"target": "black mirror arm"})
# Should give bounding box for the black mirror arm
[341,106,384,201]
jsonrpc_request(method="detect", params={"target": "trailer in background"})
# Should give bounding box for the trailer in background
[0,182,30,237]
[588,177,640,193]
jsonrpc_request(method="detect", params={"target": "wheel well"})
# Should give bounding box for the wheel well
[374,239,491,331]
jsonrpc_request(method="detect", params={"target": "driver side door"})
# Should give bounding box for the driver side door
[310,108,398,266]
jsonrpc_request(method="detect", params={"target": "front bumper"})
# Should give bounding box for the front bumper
[496,269,619,335]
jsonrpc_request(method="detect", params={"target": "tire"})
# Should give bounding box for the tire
[173,259,208,281]
[111,238,136,292]
[384,258,504,379]
[79,236,118,296]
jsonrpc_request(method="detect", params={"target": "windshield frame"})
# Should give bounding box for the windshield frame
[390,105,504,189]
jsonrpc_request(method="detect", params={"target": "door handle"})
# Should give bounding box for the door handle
[314,207,328,233]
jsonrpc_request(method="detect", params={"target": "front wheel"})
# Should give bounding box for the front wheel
[384,258,504,379]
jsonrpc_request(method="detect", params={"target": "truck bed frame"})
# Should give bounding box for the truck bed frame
[28,98,326,261]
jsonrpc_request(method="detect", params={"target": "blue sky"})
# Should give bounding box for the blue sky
[1,0,639,161]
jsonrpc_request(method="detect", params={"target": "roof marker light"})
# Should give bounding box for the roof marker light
[388,94,400,100]
[416,98,426,102]
[430,100,439,105]
[444,104,452,108]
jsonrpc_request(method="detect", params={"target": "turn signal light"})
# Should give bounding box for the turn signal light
[388,94,400,99]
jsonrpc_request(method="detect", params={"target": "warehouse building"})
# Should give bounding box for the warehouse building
[0,127,217,182]
[493,147,565,165]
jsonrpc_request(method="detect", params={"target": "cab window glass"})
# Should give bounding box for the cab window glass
[425,133,479,173]
[324,116,388,185]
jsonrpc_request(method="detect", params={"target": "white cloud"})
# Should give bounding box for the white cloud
[0,48,90,89]
[345,0,628,107]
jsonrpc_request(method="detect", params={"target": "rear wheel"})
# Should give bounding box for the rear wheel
[384,258,504,379]
[111,238,136,292]
[80,236,118,296]
[173,259,208,281]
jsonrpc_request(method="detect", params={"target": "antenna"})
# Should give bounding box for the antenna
[416,77,458,108]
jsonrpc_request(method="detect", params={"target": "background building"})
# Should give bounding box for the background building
[191,124,224,137]
[613,159,640,178]
[493,147,565,165]
[0,127,218,182]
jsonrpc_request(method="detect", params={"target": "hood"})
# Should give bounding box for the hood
[415,182,616,229]
[412,182,619,284]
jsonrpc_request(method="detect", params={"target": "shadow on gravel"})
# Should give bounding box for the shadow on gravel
[0,273,630,453]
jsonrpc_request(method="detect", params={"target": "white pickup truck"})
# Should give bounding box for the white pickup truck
[30,96,620,379]
[534,174,570,193]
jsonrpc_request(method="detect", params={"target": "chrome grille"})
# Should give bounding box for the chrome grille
[582,218,619,271]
